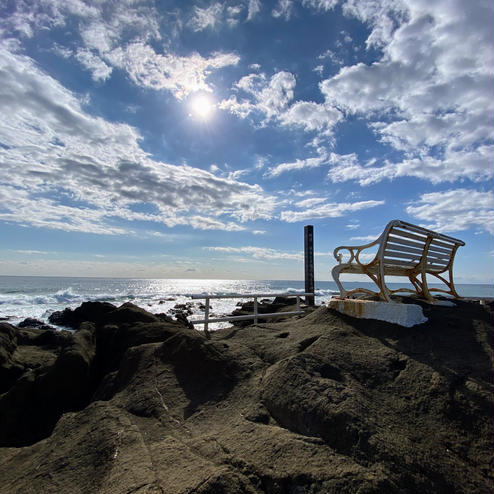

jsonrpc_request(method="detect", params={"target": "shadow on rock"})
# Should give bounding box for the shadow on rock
[156,331,241,418]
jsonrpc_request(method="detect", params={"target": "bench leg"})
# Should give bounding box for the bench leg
[428,269,462,299]
[377,263,392,302]
[331,264,348,299]
[333,264,392,302]
[418,269,436,303]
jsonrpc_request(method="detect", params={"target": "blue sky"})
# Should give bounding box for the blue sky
[0,0,492,283]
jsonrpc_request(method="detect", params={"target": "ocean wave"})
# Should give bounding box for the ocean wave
[284,287,306,294]
[314,289,339,296]
[0,288,129,308]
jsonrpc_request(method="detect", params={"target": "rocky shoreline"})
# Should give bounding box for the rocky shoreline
[0,298,493,493]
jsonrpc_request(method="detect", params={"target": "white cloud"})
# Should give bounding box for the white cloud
[279,101,342,134]
[188,3,224,31]
[350,235,380,243]
[1,1,240,101]
[326,148,494,186]
[272,0,294,20]
[319,0,494,185]
[14,250,52,255]
[187,3,244,31]
[206,246,303,261]
[317,48,344,65]
[0,45,276,234]
[268,149,369,179]
[280,199,385,222]
[406,189,494,235]
[188,216,246,232]
[313,65,324,76]
[0,187,129,235]
[247,0,262,20]
[295,197,328,208]
[106,42,240,99]
[75,49,112,81]
[226,6,243,27]
[302,0,339,11]
[221,71,296,120]
[266,153,328,178]
[342,0,409,49]
[223,74,342,138]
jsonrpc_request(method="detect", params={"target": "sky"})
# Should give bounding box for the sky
[0,0,493,283]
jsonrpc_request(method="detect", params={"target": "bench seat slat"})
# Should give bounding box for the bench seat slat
[424,250,451,260]
[398,221,465,245]
[391,227,462,250]
[426,262,449,270]
[384,256,447,267]
[387,235,427,251]
[428,244,453,255]
[390,228,428,243]
[426,259,449,267]
[382,258,417,268]
[384,253,449,266]
[427,260,448,266]
[427,252,451,262]
[384,250,421,262]
[388,235,454,256]
[426,265,448,273]
[430,239,456,250]
[386,242,424,256]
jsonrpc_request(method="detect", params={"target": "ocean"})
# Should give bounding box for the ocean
[0,276,492,330]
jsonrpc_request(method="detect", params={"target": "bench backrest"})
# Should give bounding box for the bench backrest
[378,220,465,273]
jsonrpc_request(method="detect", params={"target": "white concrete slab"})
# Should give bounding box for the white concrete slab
[328,298,428,327]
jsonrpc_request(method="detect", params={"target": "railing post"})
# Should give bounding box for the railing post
[254,297,258,325]
[204,297,210,339]
[296,295,300,313]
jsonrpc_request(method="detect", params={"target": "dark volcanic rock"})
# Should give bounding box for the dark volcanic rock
[261,351,372,457]
[173,310,195,329]
[155,330,241,417]
[0,323,23,393]
[0,322,97,446]
[0,303,193,447]
[0,300,492,494]
[48,301,117,328]
[17,318,54,330]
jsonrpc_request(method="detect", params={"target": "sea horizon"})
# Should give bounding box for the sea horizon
[1,273,493,285]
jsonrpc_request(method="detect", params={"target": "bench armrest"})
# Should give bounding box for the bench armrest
[333,238,380,266]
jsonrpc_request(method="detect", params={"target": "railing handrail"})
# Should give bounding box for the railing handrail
[189,292,314,338]
[190,292,312,300]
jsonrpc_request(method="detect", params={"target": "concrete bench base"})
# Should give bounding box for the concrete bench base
[328,298,428,327]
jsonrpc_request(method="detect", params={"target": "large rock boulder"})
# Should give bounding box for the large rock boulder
[48,301,117,328]
[0,302,198,447]
[0,322,97,446]
[261,351,373,457]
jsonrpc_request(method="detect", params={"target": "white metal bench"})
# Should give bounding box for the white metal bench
[331,220,465,302]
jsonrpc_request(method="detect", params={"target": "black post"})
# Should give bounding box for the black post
[304,225,315,306]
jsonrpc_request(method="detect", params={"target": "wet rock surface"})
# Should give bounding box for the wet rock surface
[0,299,492,493]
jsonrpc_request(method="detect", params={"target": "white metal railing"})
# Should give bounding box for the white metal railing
[189,292,314,338]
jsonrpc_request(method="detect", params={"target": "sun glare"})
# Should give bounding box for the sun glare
[189,94,214,120]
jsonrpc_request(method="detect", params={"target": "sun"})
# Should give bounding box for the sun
[189,94,215,120]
